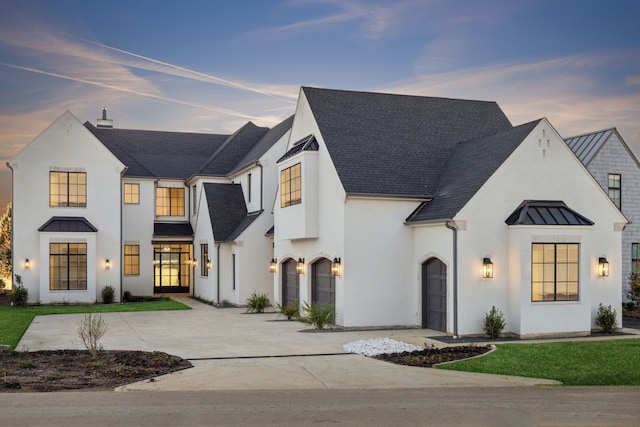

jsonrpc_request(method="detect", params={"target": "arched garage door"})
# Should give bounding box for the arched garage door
[422,258,447,332]
[312,258,335,317]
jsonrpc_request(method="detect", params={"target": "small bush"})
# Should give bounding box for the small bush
[482,306,506,339]
[596,303,619,334]
[10,274,29,307]
[78,313,109,358]
[101,285,115,304]
[300,300,334,330]
[246,292,271,313]
[123,291,133,302]
[277,299,300,321]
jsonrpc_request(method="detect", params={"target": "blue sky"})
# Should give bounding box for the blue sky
[1,0,639,212]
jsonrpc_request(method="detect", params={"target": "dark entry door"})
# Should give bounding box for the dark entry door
[282,259,299,304]
[312,258,335,316]
[422,258,447,331]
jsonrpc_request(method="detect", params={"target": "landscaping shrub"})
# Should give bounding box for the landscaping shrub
[277,299,300,320]
[10,274,28,307]
[595,303,619,334]
[300,300,334,329]
[101,285,115,304]
[246,292,271,313]
[123,291,133,302]
[627,273,640,309]
[77,313,109,358]
[482,305,506,339]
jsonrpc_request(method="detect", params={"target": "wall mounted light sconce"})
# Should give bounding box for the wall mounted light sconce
[296,258,305,274]
[153,259,159,266]
[331,257,342,276]
[105,259,111,270]
[206,259,212,270]
[24,259,30,270]
[192,258,198,268]
[269,258,277,273]
[598,257,609,277]
[482,257,493,278]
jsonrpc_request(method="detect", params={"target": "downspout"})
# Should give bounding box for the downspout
[445,220,459,338]
[216,243,221,303]
[258,161,263,211]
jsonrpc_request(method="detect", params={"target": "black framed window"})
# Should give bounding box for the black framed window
[49,243,87,290]
[124,183,139,204]
[280,163,301,207]
[608,173,621,209]
[156,187,185,216]
[124,245,140,275]
[50,171,86,207]
[200,243,209,277]
[633,243,640,274]
[532,243,579,302]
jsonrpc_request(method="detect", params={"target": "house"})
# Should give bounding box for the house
[565,129,640,302]
[8,109,292,305]
[272,87,625,338]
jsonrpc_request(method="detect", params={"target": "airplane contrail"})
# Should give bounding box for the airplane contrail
[0,63,261,120]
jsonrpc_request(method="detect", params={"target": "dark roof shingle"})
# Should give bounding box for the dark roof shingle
[302,87,513,197]
[204,183,260,242]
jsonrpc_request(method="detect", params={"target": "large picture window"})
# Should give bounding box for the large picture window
[50,171,86,207]
[608,173,621,209]
[532,243,579,302]
[280,163,301,207]
[124,245,140,276]
[124,183,140,204]
[50,243,87,290]
[156,187,185,216]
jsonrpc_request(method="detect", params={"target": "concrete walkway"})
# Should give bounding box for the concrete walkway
[17,297,582,391]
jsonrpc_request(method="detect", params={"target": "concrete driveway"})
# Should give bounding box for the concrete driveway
[17,297,559,391]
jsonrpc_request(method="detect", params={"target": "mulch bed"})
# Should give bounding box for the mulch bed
[0,349,192,392]
[373,345,492,367]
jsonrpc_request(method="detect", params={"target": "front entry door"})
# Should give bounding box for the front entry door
[312,258,335,317]
[153,243,191,293]
[422,258,447,331]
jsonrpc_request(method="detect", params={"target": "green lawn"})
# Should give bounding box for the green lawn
[438,338,640,385]
[0,299,190,350]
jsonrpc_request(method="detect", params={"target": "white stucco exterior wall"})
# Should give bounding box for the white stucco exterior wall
[453,119,624,337]
[9,111,124,303]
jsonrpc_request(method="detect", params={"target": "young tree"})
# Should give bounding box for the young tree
[0,203,11,282]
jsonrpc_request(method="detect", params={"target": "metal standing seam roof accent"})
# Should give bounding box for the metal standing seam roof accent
[277,135,319,163]
[153,222,194,237]
[505,201,594,225]
[38,217,98,232]
[564,129,613,166]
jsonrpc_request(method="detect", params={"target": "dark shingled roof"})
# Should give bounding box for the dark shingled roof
[153,222,194,237]
[505,201,593,226]
[302,87,513,197]
[203,183,260,242]
[234,116,294,173]
[85,122,229,179]
[407,120,541,222]
[38,217,98,232]
[196,122,269,176]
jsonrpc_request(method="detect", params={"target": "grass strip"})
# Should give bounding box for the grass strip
[0,299,190,350]
[437,338,640,385]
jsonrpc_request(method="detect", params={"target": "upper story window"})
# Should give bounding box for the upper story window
[124,183,140,204]
[50,171,86,207]
[156,187,185,216]
[633,243,640,274]
[247,173,252,203]
[280,163,301,208]
[608,173,621,209]
[532,243,579,302]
